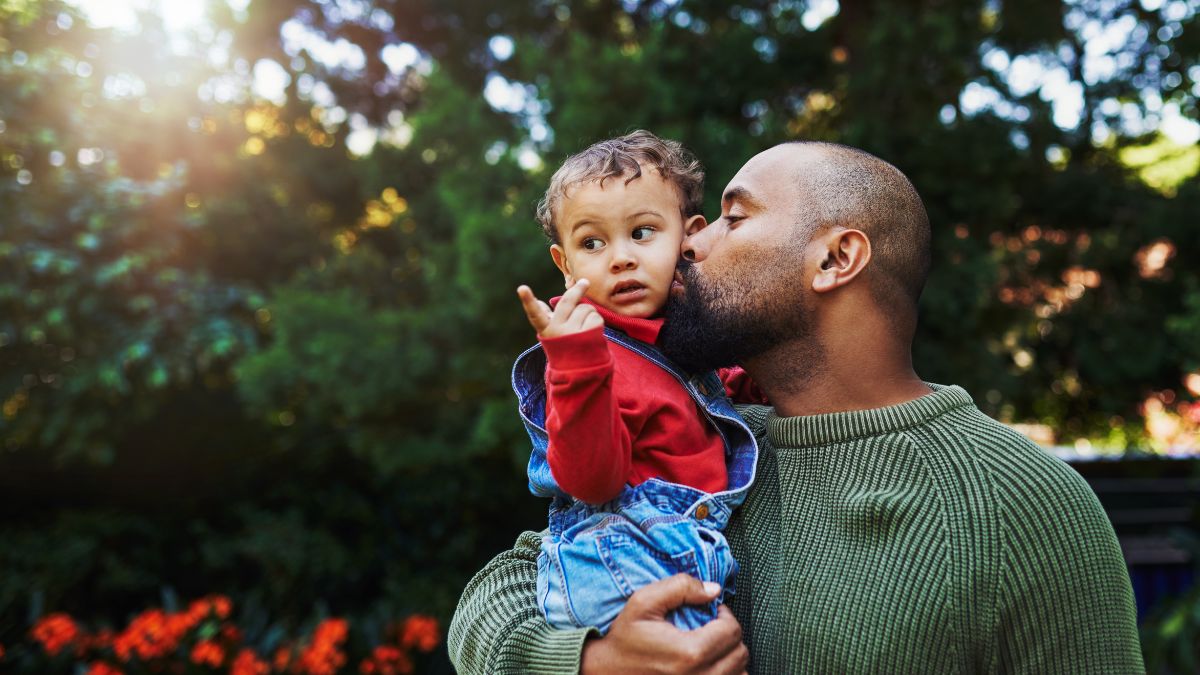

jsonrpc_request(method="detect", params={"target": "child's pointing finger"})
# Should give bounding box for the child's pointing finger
[517,285,552,333]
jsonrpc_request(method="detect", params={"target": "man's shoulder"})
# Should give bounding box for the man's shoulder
[914,391,1109,538]
[919,392,1089,490]
[912,391,1129,619]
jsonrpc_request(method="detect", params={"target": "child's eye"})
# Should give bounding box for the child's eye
[631,226,655,241]
[582,238,605,251]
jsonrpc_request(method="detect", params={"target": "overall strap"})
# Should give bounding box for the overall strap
[601,327,690,380]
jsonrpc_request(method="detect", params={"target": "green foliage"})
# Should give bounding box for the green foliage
[3,0,1200,668]
[1167,288,1200,373]
[1121,136,1200,196]
[1141,532,1200,674]
[236,284,441,470]
[1142,584,1200,674]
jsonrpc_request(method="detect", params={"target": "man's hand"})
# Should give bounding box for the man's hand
[580,575,749,675]
[517,279,604,339]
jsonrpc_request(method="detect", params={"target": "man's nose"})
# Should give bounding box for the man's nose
[682,226,710,262]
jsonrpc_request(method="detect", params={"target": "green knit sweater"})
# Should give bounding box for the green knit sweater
[448,385,1144,673]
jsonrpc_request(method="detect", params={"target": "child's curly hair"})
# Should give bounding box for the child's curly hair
[536,130,704,244]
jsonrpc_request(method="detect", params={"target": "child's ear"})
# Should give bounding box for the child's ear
[684,214,707,237]
[549,244,575,288]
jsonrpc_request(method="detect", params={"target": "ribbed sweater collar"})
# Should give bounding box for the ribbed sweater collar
[767,383,975,449]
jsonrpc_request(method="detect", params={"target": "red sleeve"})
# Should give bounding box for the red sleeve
[540,327,631,505]
[718,366,769,404]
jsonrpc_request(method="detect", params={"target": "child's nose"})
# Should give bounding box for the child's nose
[610,246,637,271]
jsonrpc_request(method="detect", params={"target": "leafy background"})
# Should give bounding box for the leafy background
[2,0,1199,671]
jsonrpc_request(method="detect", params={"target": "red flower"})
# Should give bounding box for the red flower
[295,618,349,675]
[86,663,124,675]
[221,624,243,644]
[211,595,232,620]
[184,600,209,627]
[32,613,81,656]
[273,645,293,672]
[231,648,270,675]
[74,628,116,658]
[190,639,225,668]
[359,644,412,675]
[313,618,349,646]
[183,594,233,628]
[398,615,440,653]
[113,609,187,661]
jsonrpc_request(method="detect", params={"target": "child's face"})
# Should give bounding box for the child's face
[550,169,702,319]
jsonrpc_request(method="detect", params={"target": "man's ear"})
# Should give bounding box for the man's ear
[812,229,871,293]
[549,244,575,288]
[684,214,707,237]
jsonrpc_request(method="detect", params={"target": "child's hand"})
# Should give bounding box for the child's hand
[517,279,604,339]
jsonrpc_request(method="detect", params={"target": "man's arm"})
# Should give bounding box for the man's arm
[449,531,750,675]
[448,530,594,674]
[992,458,1144,673]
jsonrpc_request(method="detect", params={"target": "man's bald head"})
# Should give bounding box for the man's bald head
[662,140,932,376]
[788,142,931,332]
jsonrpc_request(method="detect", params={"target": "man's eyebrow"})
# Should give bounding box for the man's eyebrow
[722,186,763,209]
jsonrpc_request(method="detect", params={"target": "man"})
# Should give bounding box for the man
[449,142,1144,673]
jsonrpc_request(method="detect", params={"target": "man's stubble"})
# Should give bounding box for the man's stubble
[659,257,822,385]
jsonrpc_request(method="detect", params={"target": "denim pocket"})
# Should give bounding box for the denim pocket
[594,524,701,599]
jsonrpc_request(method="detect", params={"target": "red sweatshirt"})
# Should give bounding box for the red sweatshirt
[539,300,764,506]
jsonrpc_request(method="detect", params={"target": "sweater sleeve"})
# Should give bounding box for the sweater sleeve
[540,326,632,505]
[991,458,1144,673]
[448,530,596,674]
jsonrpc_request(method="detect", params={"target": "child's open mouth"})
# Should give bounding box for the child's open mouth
[611,280,648,303]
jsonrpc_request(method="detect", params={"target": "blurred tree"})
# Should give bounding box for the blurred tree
[2,0,1199,668]
[222,0,1200,442]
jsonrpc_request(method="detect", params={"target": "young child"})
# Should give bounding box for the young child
[511,130,760,634]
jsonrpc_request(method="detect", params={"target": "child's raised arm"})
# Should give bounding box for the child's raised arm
[516,279,626,505]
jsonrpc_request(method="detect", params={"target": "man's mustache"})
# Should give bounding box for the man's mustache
[675,258,698,283]
[669,259,698,306]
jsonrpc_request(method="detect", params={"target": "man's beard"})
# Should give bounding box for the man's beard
[659,260,814,375]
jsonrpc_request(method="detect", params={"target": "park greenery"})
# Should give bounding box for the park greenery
[2,0,1199,671]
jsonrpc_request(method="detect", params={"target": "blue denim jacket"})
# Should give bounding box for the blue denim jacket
[511,327,759,632]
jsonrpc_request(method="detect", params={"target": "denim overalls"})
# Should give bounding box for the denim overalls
[512,327,759,634]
